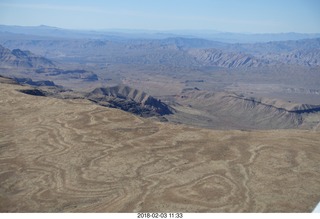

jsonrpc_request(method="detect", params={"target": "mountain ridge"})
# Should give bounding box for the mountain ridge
[0,44,99,82]
[0,44,55,68]
[1,35,319,68]
[167,89,320,129]
[87,85,173,117]
[1,24,320,42]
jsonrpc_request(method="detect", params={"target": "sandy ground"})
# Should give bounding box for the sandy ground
[1,81,320,212]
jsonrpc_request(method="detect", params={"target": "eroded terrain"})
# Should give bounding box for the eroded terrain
[1,80,320,212]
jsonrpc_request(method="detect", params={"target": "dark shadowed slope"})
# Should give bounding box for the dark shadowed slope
[87,85,173,117]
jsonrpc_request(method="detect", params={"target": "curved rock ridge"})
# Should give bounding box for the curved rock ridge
[182,90,320,113]
[173,89,320,129]
[87,85,173,117]
[232,95,320,113]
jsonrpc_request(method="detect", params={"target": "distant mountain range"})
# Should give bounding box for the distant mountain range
[1,38,319,69]
[1,24,320,43]
[0,44,55,68]
[0,44,99,82]
[1,25,319,69]
[188,48,265,68]
[0,24,319,129]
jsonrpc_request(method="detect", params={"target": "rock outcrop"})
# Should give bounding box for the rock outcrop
[87,85,173,117]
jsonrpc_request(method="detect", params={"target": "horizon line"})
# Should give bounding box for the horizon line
[1,24,320,35]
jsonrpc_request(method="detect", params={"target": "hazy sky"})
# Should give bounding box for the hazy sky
[0,0,320,33]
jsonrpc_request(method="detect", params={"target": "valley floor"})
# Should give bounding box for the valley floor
[1,81,320,212]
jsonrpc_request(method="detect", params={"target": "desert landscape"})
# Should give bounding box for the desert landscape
[1,76,320,212]
[0,7,320,212]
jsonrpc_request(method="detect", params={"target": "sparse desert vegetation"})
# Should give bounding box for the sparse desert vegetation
[1,78,320,212]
